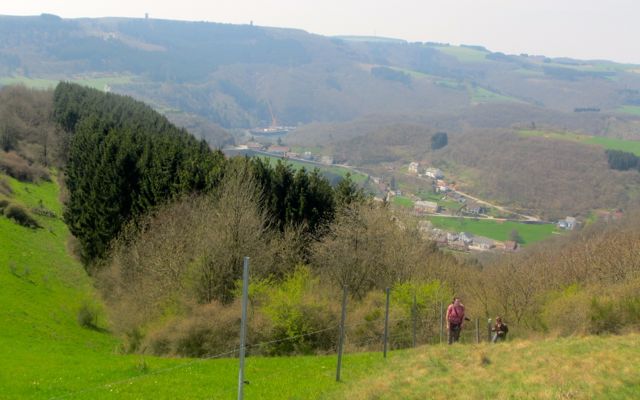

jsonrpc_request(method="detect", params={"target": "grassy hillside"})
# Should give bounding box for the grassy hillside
[519,129,640,156]
[1,173,639,399]
[333,334,640,400]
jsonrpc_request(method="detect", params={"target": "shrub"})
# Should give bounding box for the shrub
[0,199,9,213]
[0,178,12,196]
[541,286,591,336]
[589,297,621,334]
[144,301,270,357]
[255,266,339,355]
[77,302,99,329]
[0,151,50,182]
[4,204,41,228]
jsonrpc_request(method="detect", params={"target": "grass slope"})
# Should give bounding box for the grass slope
[519,129,640,156]
[0,173,389,399]
[2,173,637,399]
[333,334,640,400]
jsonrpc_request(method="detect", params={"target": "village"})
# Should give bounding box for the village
[231,141,624,254]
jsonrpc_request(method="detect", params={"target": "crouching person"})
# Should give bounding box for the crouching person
[492,316,508,343]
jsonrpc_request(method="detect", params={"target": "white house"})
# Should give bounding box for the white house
[425,168,444,179]
[408,162,420,174]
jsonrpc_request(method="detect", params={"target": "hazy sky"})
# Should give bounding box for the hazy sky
[3,0,640,64]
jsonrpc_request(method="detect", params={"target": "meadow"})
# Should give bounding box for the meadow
[1,173,638,399]
[256,154,369,183]
[426,215,557,244]
[518,129,640,156]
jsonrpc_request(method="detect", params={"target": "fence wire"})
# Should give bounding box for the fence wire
[49,297,491,399]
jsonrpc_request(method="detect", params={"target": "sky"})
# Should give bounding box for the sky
[3,0,640,64]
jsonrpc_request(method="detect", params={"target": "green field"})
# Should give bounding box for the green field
[471,86,519,103]
[256,155,369,183]
[617,105,640,116]
[0,172,391,399]
[426,215,557,244]
[392,195,414,208]
[519,129,640,157]
[435,46,489,63]
[2,173,638,399]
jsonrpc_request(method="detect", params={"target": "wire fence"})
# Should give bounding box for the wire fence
[49,283,496,400]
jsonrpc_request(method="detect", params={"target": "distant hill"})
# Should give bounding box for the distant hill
[2,14,640,217]
[1,14,640,130]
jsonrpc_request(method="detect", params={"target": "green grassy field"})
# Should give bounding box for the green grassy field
[392,195,414,208]
[256,155,369,183]
[471,86,519,103]
[519,129,640,156]
[1,173,638,399]
[426,215,557,244]
[435,46,489,63]
[617,105,640,116]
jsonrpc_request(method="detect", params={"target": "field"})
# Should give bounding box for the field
[334,334,640,400]
[617,105,640,116]
[518,129,640,156]
[435,46,489,63]
[2,173,639,399]
[0,172,387,399]
[426,215,557,244]
[256,155,369,183]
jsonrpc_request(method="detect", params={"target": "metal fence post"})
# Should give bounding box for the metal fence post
[412,293,417,348]
[487,318,492,343]
[237,257,250,400]
[439,301,444,344]
[336,285,348,382]
[383,287,390,358]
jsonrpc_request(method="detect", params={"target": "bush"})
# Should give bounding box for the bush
[255,267,339,355]
[0,178,12,196]
[589,297,621,334]
[77,302,99,329]
[0,151,50,182]
[0,199,9,213]
[4,204,40,228]
[144,301,270,357]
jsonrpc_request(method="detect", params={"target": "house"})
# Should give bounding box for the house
[414,200,440,214]
[246,141,264,150]
[408,162,420,174]
[503,240,518,251]
[425,168,444,179]
[557,216,579,230]
[446,232,459,242]
[267,145,290,156]
[459,232,474,244]
[320,155,334,165]
[465,202,486,215]
[469,236,495,251]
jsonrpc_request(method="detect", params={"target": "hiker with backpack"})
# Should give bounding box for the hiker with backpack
[446,297,466,344]
[492,316,509,343]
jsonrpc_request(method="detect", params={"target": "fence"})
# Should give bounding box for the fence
[50,257,499,400]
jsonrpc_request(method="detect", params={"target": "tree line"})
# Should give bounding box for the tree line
[54,83,359,265]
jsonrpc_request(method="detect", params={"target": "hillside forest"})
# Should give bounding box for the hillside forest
[1,84,638,359]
